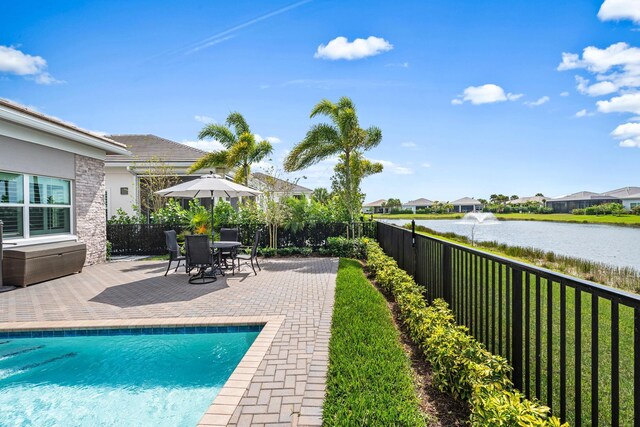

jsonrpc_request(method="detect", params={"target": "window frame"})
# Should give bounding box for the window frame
[0,170,74,242]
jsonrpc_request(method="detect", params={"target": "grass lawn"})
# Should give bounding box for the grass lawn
[449,255,634,427]
[374,212,640,226]
[323,258,428,426]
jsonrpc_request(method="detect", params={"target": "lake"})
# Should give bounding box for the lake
[382,219,640,270]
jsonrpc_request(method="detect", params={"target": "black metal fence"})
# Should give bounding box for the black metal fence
[376,221,640,426]
[107,221,376,256]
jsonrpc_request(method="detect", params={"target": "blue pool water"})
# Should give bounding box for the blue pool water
[0,328,259,426]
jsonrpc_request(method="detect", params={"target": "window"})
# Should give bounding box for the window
[0,171,72,239]
[0,172,24,238]
[631,202,640,209]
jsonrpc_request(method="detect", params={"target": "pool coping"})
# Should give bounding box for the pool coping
[0,315,286,427]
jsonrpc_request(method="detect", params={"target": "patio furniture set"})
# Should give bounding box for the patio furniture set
[164,228,262,284]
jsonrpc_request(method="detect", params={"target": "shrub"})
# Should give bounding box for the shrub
[106,241,112,261]
[364,239,567,427]
[633,205,640,215]
[571,208,585,215]
[321,237,367,259]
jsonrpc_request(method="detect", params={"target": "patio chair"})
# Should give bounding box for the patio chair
[236,230,261,275]
[164,230,187,276]
[185,235,216,284]
[219,228,239,273]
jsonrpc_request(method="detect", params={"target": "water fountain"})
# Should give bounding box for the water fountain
[457,212,499,245]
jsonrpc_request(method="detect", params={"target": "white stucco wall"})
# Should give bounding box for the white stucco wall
[104,166,137,218]
[622,198,640,210]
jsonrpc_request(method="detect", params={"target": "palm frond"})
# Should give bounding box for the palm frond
[309,99,337,120]
[187,150,229,173]
[233,165,249,184]
[198,124,236,149]
[249,140,273,163]
[226,112,251,137]
[226,133,254,167]
[283,124,341,171]
[361,126,383,150]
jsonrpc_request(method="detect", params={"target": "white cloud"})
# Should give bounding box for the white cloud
[386,62,409,68]
[525,96,550,107]
[452,84,523,105]
[575,109,588,117]
[597,92,640,114]
[558,43,640,95]
[314,36,393,60]
[180,139,225,152]
[619,138,640,147]
[372,159,413,175]
[598,0,640,23]
[611,122,640,147]
[575,76,618,96]
[0,45,62,85]
[400,142,416,148]
[254,134,281,144]
[560,91,570,97]
[194,115,215,124]
[421,162,431,168]
[611,121,640,138]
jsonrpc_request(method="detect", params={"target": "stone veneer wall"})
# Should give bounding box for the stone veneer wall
[75,155,106,265]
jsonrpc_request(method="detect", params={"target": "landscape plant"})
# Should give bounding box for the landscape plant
[365,240,567,426]
[188,112,273,185]
[284,96,383,225]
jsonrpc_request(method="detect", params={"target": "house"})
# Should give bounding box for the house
[603,187,640,210]
[451,197,483,213]
[546,191,621,213]
[402,198,433,213]
[0,98,130,264]
[362,199,388,214]
[104,134,225,218]
[249,172,313,201]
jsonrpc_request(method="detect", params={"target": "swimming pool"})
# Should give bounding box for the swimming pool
[0,326,260,426]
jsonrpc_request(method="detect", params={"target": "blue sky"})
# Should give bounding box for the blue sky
[2,0,640,202]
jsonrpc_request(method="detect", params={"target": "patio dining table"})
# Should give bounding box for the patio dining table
[209,241,242,276]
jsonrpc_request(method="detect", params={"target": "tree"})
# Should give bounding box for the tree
[535,193,544,197]
[135,156,180,221]
[188,112,273,185]
[510,195,519,201]
[384,198,402,209]
[311,187,330,205]
[283,97,383,223]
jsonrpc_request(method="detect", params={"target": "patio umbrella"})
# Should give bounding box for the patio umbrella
[155,172,262,232]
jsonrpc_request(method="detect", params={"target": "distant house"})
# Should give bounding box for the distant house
[451,197,483,213]
[0,98,130,264]
[603,187,640,210]
[249,172,313,201]
[104,134,225,218]
[362,199,387,214]
[507,196,546,205]
[402,198,433,213]
[546,191,621,213]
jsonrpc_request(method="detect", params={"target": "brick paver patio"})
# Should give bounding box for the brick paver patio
[0,257,339,426]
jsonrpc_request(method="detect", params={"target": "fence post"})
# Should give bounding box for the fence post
[511,267,524,390]
[442,243,452,305]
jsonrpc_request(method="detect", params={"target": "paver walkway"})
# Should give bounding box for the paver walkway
[0,257,339,426]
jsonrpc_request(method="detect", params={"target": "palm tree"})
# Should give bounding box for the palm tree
[284,97,382,222]
[188,112,273,185]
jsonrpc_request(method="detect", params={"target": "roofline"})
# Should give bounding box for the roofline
[0,99,130,156]
[106,134,209,156]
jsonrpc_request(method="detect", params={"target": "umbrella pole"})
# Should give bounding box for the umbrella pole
[210,191,215,239]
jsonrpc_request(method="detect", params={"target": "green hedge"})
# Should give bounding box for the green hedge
[323,259,427,426]
[318,237,367,259]
[365,239,568,427]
